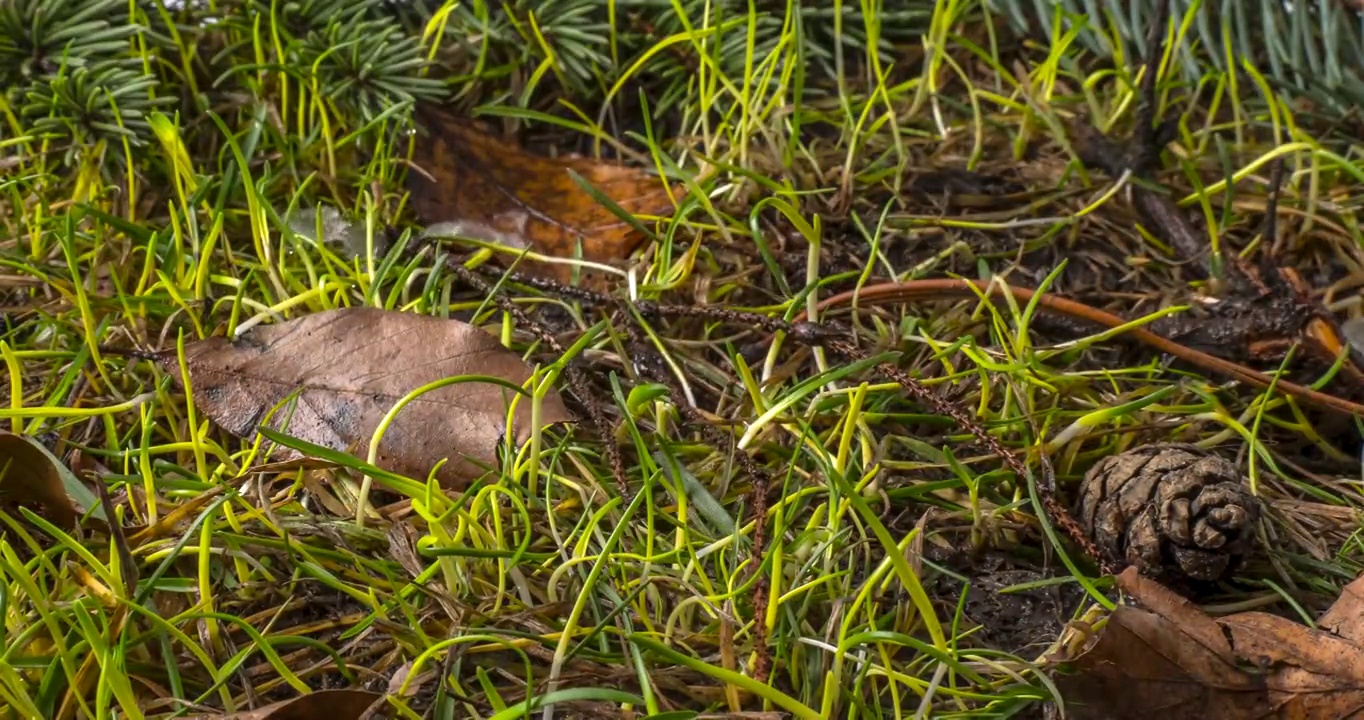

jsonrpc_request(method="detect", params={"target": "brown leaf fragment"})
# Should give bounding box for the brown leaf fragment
[157,307,572,490]
[1075,443,1260,583]
[188,690,383,719]
[1054,567,1364,719]
[1318,575,1364,644]
[407,104,677,282]
[0,431,104,528]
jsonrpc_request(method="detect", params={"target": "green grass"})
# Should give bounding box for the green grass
[4,0,1364,718]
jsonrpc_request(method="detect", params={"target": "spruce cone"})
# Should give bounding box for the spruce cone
[1075,443,1261,582]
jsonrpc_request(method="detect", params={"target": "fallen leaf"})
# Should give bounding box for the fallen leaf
[0,431,105,528]
[386,659,427,699]
[1320,576,1364,644]
[1053,566,1364,719]
[407,104,676,281]
[156,307,573,490]
[188,689,382,719]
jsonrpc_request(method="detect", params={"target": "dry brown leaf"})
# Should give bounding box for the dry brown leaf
[188,690,382,719]
[1054,566,1364,719]
[1320,578,1364,644]
[157,307,572,490]
[0,431,103,528]
[407,104,677,281]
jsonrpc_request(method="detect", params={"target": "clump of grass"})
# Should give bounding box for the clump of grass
[4,0,1364,718]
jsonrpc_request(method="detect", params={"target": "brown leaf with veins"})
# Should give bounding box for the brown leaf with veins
[1054,566,1364,719]
[156,307,572,490]
[0,431,105,528]
[407,104,677,282]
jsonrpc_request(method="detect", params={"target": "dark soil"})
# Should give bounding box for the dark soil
[927,548,1090,658]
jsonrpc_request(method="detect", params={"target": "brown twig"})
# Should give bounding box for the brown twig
[819,335,1115,575]
[617,306,774,683]
[94,345,163,361]
[630,297,1115,579]
[1133,0,1172,171]
[458,270,1234,632]
[644,295,1115,573]
[1071,0,1220,278]
[458,269,1127,647]
[470,263,610,306]
[422,260,777,679]
[794,278,1364,417]
[1072,125,1210,272]
[446,262,632,500]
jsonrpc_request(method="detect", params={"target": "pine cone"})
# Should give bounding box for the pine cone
[1075,443,1261,582]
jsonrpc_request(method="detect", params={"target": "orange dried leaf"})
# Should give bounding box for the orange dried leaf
[1054,567,1364,719]
[406,105,676,281]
